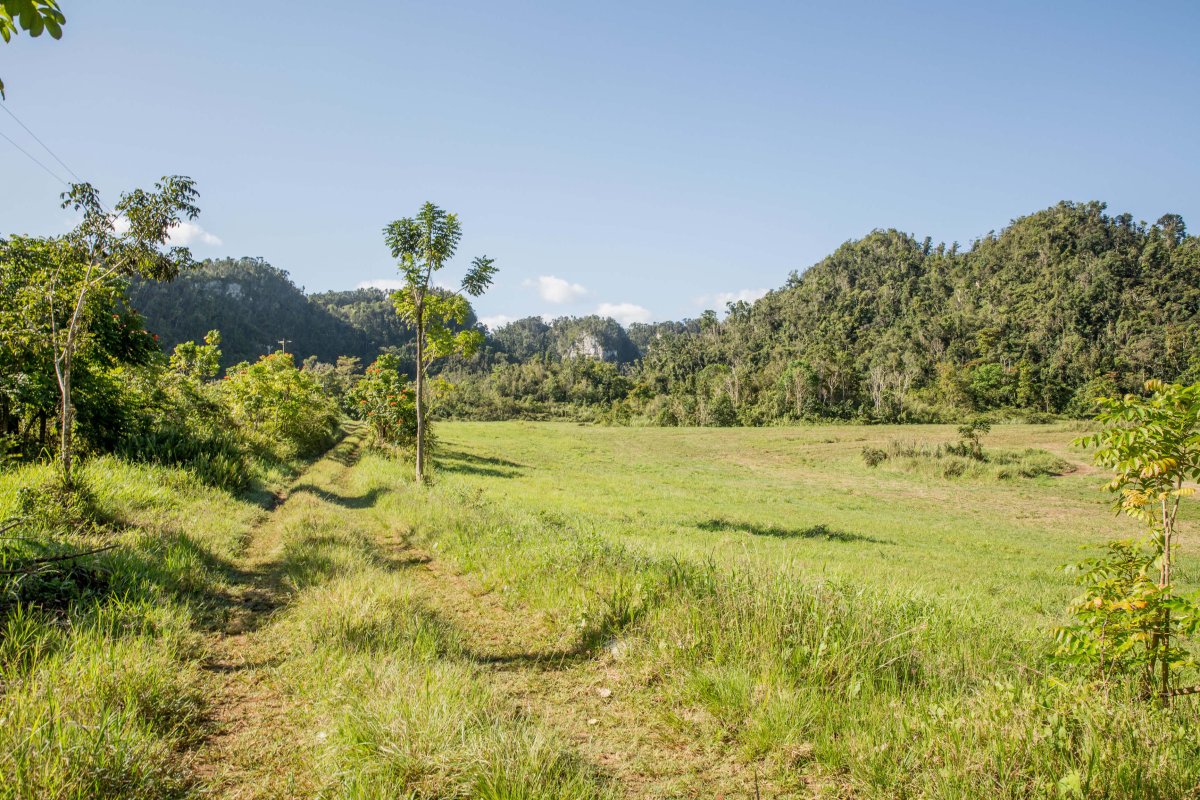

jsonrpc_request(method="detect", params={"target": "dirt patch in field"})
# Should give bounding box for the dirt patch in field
[403,549,796,799]
[189,430,366,797]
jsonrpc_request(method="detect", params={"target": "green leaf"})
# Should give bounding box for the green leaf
[17,3,34,31]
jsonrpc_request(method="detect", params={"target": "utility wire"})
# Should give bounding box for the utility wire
[0,103,115,215]
[0,102,82,182]
[0,126,69,186]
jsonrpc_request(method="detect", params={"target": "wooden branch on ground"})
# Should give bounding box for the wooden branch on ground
[0,544,118,575]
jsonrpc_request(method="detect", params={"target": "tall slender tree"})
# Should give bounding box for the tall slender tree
[384,202,496,481]
[53,177,200,487]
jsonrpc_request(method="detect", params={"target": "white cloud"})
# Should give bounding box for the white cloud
[111,217,222,247]
[695,287,769,309]
[169,221,222,246]
[479,314,517,330]
[524,275,587,304]
[596,302,652,326]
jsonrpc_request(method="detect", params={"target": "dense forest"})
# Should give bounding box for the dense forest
[122,201,1200,426]
[127,258,426,368]
[441,201,1197,423]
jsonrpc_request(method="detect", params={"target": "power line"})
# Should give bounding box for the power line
[0,103,116,216]
[0,126,69,186]
[0,102,82,182]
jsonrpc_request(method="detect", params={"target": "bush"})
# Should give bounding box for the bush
[349,354,418,447]
[861,447,888,467]
[877,436,1068,480]
[221,352,340,458]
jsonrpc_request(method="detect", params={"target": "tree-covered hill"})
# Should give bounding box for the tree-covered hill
[129,258,421,367]
[128,201,1200,424]
[634,201,1199,423]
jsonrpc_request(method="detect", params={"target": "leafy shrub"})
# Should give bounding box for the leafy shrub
[348,354,418,447]
[221,352,340,458]
[947,418,991,460]
[119,425,247,491]
[112,333,252,490]
[1060,380,1200,704]
[861,446,887,467]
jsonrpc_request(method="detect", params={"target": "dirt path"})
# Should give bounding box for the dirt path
[188,428,789,798]
[191,430,365,798]
[401,547,790,799]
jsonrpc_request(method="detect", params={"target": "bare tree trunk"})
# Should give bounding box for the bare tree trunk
[414,303,425,483]
[1160,494,1174,705]
[50,261,98,491]
[58,356,73,488]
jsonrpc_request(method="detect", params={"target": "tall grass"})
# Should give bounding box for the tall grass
[243,457,616,798]
[864,437,1071,480]
[0,456,267,799]
[368,452,1200,798]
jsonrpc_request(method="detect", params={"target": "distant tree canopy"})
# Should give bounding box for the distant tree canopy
[126,201,1200,426]
[128,258,422,369]
[449,201,1200,423]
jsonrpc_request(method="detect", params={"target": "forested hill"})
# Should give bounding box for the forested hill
[129,258,425,368]
[130,202,1200,423]
[439,201,1200,422]
[629,201,1200,423]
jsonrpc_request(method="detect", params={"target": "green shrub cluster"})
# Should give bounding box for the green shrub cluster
[862,433,1069,480]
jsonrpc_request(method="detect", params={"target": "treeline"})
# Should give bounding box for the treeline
[122,200,1200,427]
[127,257,432,369]
[448,201,1200,423]
[1,238,344,487]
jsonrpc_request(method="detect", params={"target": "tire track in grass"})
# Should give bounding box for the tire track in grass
[190,428,365,798]
[398,544,794,799]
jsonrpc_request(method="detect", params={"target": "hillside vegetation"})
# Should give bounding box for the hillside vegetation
[452,202,1199,423]
[127,258,425,369]
[127,202,1200,425]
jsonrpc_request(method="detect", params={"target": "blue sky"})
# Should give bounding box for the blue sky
[2,1,1197,328]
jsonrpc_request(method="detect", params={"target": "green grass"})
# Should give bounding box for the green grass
[431,421,1199,623]
[0,456,265,799]
[403,421,1200,796]
[3,421,1200,797]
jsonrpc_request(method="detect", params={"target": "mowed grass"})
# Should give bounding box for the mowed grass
[433,421,1198,624]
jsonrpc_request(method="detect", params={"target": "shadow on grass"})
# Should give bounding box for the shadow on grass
[437,450,525,469]
[466,642,600,670]
[696,518,888,544]
[290,484,388,510]
[458,586,649,671]
[106,529,289,634]
[434,450,525,479]
[378,551,432,570]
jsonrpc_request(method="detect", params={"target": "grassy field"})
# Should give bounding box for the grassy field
[3,421,1200,798]
[434,421,1196,622]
